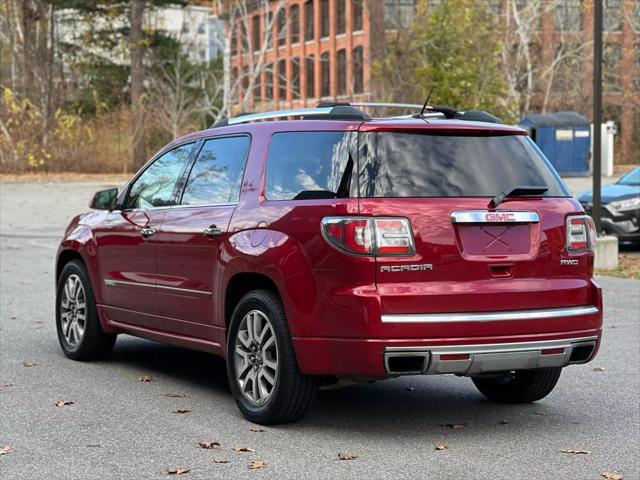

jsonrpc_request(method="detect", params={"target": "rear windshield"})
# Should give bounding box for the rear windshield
[358,132,569,198]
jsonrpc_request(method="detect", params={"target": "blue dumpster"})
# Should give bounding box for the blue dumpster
[519,112,591,176]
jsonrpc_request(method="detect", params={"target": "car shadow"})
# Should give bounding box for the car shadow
[108,336,231,394]
[105,337,577,436]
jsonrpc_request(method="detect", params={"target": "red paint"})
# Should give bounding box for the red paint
[56,118,603,377]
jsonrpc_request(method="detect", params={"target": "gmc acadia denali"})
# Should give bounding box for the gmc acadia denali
[55,103,603,424]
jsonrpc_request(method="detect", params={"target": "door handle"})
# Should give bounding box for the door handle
[140,226,156,238]
[203,225,223,239]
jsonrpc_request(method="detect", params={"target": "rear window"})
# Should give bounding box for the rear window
[358,132,569,198]
[265,131,356,200]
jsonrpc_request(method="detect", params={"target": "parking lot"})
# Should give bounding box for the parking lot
[1,178,638,480]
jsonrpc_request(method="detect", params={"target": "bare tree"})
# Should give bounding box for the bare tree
[130,0,146,169]
[219,0,286,117]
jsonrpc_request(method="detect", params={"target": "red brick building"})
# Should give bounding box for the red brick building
[222,0,639,164]
[223,0,384,109]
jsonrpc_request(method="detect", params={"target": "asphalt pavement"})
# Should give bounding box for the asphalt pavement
[1,179,638,480]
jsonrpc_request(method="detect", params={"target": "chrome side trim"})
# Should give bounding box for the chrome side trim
[450,210,540,223]
[381,306,598,323]
[103,279,212,298]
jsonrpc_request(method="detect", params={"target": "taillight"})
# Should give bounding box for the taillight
[566,215,597,252]
[321,217,415,256]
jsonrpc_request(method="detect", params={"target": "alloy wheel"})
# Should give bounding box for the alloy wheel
[234,310,279,405]
[59,274,87,347]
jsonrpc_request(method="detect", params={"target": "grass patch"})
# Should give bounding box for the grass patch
[596,253,640,280]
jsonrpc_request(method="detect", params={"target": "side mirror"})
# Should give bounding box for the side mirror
[90,188,118,210]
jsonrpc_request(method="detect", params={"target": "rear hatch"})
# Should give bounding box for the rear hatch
[357,120,596,336]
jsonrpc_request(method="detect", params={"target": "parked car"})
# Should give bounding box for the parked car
[577,166,640,243]
[55,103,603,424]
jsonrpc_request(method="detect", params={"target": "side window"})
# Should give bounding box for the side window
[265,132,355,201]
[181,136,250,206]
[125,143,194,209]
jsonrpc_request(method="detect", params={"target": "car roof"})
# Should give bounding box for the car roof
[168,117,525,149]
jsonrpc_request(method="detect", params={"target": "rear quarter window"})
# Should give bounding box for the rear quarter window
[265,131,356,200]
[358,132,569,198]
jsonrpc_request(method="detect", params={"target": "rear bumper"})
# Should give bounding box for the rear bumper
[293,329,602,377]
[383,336,597,376]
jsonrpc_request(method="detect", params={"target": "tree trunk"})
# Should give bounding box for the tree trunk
[130,0,146,170]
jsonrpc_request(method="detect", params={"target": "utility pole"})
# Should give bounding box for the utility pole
[592,0,602,233]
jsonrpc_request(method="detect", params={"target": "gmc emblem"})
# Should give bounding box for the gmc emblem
[485,212,516,222]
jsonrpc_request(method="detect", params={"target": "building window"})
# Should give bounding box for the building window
[231,67,238,100]
[555,0,582,32]
[230,25,238,56]
[241,23,248,53]
[336,49,346,95]
[252,15,261,51]
[336,0,346,34]
[290,4,300,44]
[305,0,314,41]
[604,0,621,32]
[253,71,262,102]
[278,58,287,100]
[353,46,363,94]
[320,51,330,97]
[241,66,249,93]
[265,63,274,100]
[306,55,315,97]
[321,0,330,38]
[603,43,622,93]
[353,0,363,32]
[384,0,416,30]
[266,11,273,49]
[277,7,287,47]
[291,57,301,99]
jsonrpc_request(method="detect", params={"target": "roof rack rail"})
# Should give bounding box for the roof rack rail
[210,104,370,128]
[209,102,501,128]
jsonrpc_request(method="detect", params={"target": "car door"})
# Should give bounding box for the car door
[95,142,195,330]
[156,135,251,341]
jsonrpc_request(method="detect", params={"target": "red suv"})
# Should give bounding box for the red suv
[56,103,603,424]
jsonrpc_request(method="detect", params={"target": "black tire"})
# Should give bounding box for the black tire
[56,260,116,360]
[227,290,318,424]
[472,368,562,403]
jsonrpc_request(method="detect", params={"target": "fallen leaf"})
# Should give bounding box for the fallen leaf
[166,467,191,475]
[232,447,255,453]
[533,412,548,416]
[172,408,191,414]
[560,449,590,455]
[435,444,448,451]
[337,452,357,460]
[33,320,44,324]
[593,367,606,372]
[54,400,74,408]
[86,444,101,448]
[213,459,229,464]
[601,472,623,480]
[608,325,617,329]
[0,383,13,388]
[248,460,267,470]
[249,426,265,432]
[444,423,466,430]
[161,392,186,398]
[0,445,14,455]
[498,420,509,425]
[139,375,155,382]
[198,441,220,449]
[23,361,39,367]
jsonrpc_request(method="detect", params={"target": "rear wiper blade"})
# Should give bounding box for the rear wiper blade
[490,185,548,208]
